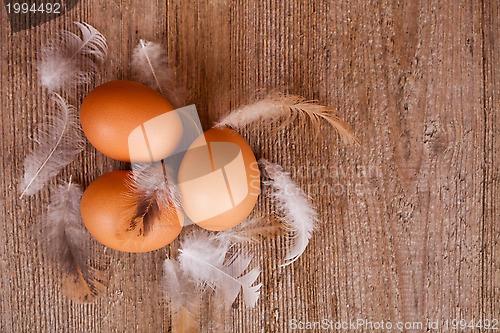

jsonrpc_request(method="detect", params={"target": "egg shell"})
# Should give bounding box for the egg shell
[177,128,260,231]
[80,80,183,162]
[81,170,183,253]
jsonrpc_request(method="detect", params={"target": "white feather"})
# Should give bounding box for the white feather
[20,94,84,198]
[130,39,188,107]
[215,94,360,145]
[260,159,318,267]
[163,259,200,333]
[178,230,261,308]
[41,180,106,302]
[38,22,107,92]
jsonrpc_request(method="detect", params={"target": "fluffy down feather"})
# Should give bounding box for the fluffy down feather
[163,259,200,333]
[178,230,261,308]
[123,162,180,236]
[38,22,107,92]
[41,180,106,302]
[211,216,281,245]
[259,159,318,266]
[130,39,189,108]
[20,94,84,198]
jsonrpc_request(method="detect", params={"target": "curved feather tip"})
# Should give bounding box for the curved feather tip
[130,39,189,107]
[215,94,360,145]
[259,159,318,267]
[19,93,84,198]
[38,22,108,92]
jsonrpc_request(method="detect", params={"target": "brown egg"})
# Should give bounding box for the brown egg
[81,170,183,253]
[80,80,183,162]
[177,128,260,231]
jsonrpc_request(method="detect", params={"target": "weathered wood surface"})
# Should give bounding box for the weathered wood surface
[0,1,498,332]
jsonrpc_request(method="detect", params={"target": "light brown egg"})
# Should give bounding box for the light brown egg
[80,80,183,162]
[177,128,260,231]
[80,170,183,253]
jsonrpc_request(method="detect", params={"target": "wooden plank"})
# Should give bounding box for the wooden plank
[481,0,499,325]
[0,0,497,332]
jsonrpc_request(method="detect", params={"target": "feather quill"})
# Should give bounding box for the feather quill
[130,39,189,108]
[179,230,261,308]
[215,94,360,145]
[19,93,84,198]
[163,259,200,333]
[41,180,106,302]
[38,22,107,92]
[211,216,281,245]
[259,159,318,267]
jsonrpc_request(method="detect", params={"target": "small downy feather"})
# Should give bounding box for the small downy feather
[20,93,84,198]
[178,230,261,308]
[163,259,200,333]
[41,180,106,302]
[259,159,318,267]
[211,216,281,245]
[38,22,107,92]
[122,162,180,237]
[130,39,189,108]
[215,94,360,145]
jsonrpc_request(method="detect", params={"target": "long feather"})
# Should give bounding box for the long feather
[130,39,189,108]
[19,93,84,198]
[215,94,360,145]
[178,230,261,308]
[259,159,318,267]
[211,216,281,245]
[163,259,200,333]
[40,180,106,302]
[38,22,107,92]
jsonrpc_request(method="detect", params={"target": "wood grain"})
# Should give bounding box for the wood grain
[0,0,498,332]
